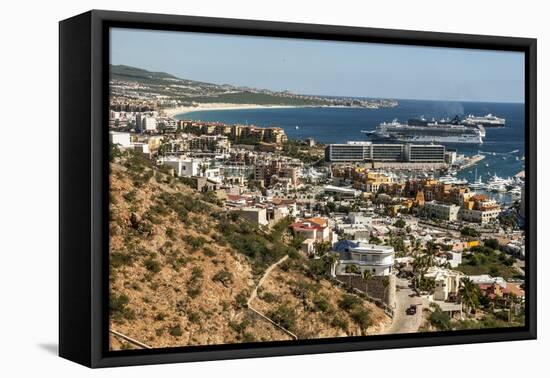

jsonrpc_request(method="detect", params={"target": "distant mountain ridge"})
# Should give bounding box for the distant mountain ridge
[111,64,179,81]
[109,64,399,108]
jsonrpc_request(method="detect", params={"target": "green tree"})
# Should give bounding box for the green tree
[461,226,481,238]
[484,238,500,250]
[344,264,360,286]
[314,240,332,255]
[429,303,451,330]
[393,219,406,228]
[362,270,373,295]
[460,277,481,316]
[369,236,382,245]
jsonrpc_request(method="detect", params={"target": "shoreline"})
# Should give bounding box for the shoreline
[162,103,303,118]
[162,102,392,118]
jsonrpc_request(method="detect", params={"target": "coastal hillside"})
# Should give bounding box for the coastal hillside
[108,149,390,349]
[110,64,397,108]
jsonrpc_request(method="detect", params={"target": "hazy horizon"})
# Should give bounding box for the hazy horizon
[111,28,525,103]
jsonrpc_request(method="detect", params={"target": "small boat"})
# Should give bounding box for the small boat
[469,169,485,189]
[510,187,522,196]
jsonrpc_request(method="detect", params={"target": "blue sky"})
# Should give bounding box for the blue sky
[111,28,524,103]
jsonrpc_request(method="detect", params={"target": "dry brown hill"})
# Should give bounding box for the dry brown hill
[108,151,390,350]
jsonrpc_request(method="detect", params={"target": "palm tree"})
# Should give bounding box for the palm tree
[199,162,208,177]
[323,252,339,277]
[506,293,520,323]
[382,276,391,305]
[459,277,480,316]
[362,270,373,295]
[345,264,360,286]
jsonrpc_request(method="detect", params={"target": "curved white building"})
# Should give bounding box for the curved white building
[335,241,395,276]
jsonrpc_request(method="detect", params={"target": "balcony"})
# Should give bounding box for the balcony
[339,258,394,267]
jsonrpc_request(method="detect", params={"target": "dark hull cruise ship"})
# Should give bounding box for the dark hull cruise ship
[364,116,485,144]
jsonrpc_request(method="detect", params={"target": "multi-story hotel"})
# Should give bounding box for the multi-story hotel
[325,141,446,163]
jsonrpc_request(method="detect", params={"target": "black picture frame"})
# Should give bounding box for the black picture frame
[59,9,537,368]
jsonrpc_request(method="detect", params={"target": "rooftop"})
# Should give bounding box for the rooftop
[333,239,394,254]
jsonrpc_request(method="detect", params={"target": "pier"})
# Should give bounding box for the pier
[457,154,485,170]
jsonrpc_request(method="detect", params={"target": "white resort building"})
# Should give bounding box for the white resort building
[334,241,395,276]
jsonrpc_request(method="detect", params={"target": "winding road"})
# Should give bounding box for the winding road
[382,277,428,335]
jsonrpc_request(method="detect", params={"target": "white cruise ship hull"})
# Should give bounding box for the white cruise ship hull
[373,134,483,144]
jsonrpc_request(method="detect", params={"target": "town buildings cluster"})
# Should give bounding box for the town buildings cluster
[110,100,526,329]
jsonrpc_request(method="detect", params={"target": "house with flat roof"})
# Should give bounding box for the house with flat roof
[424,266,464,302]
[290,217,337,255]
[333,240,395,276]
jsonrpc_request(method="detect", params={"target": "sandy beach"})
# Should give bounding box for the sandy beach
[162,103,300,118]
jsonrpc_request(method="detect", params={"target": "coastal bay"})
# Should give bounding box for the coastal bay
[176,99,526,184]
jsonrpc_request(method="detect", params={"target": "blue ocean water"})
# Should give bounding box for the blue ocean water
[177,100,525,182]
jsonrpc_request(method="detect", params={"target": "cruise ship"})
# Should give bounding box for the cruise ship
[462,114,506,127]
[365,116,484,144]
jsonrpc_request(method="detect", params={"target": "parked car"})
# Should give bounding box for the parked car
[406,304,417,315]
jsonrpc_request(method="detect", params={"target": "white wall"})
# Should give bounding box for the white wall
[1,0,547,377]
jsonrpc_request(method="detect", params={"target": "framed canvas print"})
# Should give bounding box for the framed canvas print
[59,10,537,368]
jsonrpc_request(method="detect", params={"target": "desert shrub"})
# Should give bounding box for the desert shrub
[110,293,135,322]
[167,253,191,272]
[291,280,319,300]
[154,312,167,321]
[202,247,216,257]
[187,311,201,324]
[187,286,201,298]
[110,251,134,268]
[212,233,227,246]
[168,324,183,337]
[190,266,203,281]
[229,319,250,334]
[313,295,331,313]
[144,257,161,273]
[350,308,372,329]
[267,304,297,331]
[262,292,277,303]
[184,235,207,251]
[175,299,187,314]
[331,316,348,331]
[279,259,293,272]
[212,270,233,286]
[241,332,256,343]
[165,227,176,240]
[235,290,249,309]
[123,190,137,203]
[338,294,363,311]
[186,266,203,298]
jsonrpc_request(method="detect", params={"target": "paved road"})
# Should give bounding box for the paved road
[382,277,428,335]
